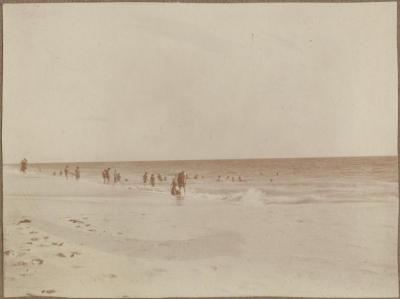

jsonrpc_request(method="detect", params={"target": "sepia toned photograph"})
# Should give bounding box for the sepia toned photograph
[2,1,398,298]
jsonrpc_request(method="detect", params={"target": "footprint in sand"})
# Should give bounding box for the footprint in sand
[4,250,13,256]
[18,219,31,225]
[52,242,64,246]
[69,219,84,224]
[56,253,66,258]
[103,273,117,279]
[88,229,96,232]
[26,242,33,245]
[29,231,38,235]
[43,236,49,240]
[31,258,44,265]
[30,238,39,241]
[70,251,81,258]
[14,261,28,267]
[41,289,56,294]
[85,224,90,227]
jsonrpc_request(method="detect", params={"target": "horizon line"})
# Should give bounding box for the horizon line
[3,154,398,165]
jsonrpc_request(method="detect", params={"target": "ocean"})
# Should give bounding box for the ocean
[10,156,398,206]
[3,156,399,297]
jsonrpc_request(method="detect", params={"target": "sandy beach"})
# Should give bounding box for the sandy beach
[3,161,398,298]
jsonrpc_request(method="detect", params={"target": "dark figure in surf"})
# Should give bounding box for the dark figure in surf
[64,165,69,180]
[75,166,80,180]
[170,177,180,196]
[238,176,243,182]
[143,172,148,184]
[177,171,187,195]
[106,168,111,183]
[114,169,118,184]
[157,174,163,182]
[102,168,110,184]
[102,169,106,183]
[20,158,28,173]
[59,170,63,176]
[150,174,156,187]
[113,170,121,183]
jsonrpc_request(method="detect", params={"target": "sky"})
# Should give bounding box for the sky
[3,2,398,163]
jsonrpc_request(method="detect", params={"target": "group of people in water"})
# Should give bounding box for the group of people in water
[51,165,81,180]
[101,168,122,184]
[142,172,167,186]
[217,175,244,182]
[142,171,187,197]
[19,158,245,200]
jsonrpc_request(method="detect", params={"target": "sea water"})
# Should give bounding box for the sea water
[10,156,399,206]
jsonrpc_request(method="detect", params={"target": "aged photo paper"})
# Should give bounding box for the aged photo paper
[2,1,398,298]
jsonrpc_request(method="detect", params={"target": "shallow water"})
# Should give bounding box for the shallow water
[9,156,398,206]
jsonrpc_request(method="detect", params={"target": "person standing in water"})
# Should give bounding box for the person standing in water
[102,169,107,184]
[170,177,180,196]
[150,174,156,187]
[20,158,28,173]
[113,169,118,184]
[75,166,80,180]
[177,171,187,195]
[143,172,148,184]
[64,165,69,180]
[106,168,111,183]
